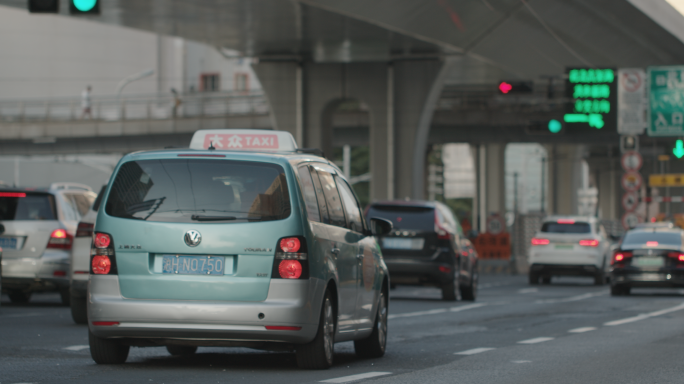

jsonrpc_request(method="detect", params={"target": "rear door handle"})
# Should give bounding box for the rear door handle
[331,248,340,255]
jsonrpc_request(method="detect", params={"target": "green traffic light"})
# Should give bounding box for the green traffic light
[73,0,96,11]
[674,140,684,159]
[548,119,561,133]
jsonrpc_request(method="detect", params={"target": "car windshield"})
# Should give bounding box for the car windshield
[622,232,682,249]
[541,222,591,234]
[366,205,434,231]
[0,193,56,221]
[105,159,291,223]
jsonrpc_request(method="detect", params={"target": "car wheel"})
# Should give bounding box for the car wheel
[8,290,31,304]
[354,290,388,358]
[610,284,629,296]
[60,287,71,306]
[166,345,198,356]
[542,277,551,285]
[460,270,478,301]
[441,272,459,301]
[89,330,130,364]
[593,270,605,286]
[296,290,335,369]
[70,296,88,325]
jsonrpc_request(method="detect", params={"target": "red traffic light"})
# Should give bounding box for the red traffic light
[499,82,513,94]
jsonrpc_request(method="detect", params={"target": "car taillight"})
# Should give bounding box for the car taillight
[434,212,451,240]
[92,255,112,274]
[47,228,73,250]
[612,251,633,265]
[667,252,684,262]
[579,239,599,247]
[75,222,94,237]
[91,232,117,275]
[531,238,550,246]
[272,236,309,279]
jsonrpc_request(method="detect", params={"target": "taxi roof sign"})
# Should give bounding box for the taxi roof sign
[189,129,298,152]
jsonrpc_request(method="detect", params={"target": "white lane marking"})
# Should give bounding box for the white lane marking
[518,288,538,294]
[517,337,554,344]
[568,327,597,333]
[535,291,607,304]
[64,345,89,351]
[512,360,532,364]
[604,302,684,326]
[455,347,495,355]
[479,282,512,290]
[388,303,486,319]
[320,372,392,383]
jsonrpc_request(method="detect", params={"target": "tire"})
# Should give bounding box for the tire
[542,277,551,285]
[89,330,130,364]
[166,345,198,356]
[70,296,88,325]
[296,291,335,369]
[594,270,605,286]
[442,269,459,301]
[8,290,31,304]
[354,291,388,359]
[611,285,630,296]
[60,287,71,306]
[528,272,539,285]
[460,270,478,302]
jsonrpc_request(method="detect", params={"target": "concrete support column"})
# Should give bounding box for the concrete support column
[394,59,452,200]
[545,144,586,215]
[251,62,300,141]
[485,143,507,216]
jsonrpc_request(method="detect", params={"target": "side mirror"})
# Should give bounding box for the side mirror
[369,217,393,236]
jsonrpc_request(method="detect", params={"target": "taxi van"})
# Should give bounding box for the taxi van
[87,129,392,369]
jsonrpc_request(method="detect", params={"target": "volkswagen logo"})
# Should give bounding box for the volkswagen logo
[184,230,202,247]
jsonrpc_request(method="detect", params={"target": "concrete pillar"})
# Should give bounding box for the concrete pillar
[251,62,301,141]
[393,59,451,200]
[485,143,507,216]
[545,144,586,215]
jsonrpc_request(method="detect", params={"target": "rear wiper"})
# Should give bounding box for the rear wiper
[191,215,237,221]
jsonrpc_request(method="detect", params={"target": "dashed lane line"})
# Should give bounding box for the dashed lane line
[455,347,495,355]
[387,303,486,320]
[63,345,89,351]
[320,372,392,383]
[518,288,538,294]
[535,291,607,304]
[604,302,684,326]
[517,337,554,344]
[568,327,597,333]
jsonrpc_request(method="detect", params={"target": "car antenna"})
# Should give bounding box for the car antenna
[208,141,216,151]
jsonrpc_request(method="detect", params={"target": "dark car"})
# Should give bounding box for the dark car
[365,200,478,301]
[610,227,684,296]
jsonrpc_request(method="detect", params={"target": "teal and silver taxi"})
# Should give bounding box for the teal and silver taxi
[88,129,392,369]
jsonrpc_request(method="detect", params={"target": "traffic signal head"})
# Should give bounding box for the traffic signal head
[28,0,59,13]
[498,81,533,95]
[70,0,99,14]
[548,119,562,133]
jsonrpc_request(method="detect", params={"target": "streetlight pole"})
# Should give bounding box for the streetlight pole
[541,157,546,213]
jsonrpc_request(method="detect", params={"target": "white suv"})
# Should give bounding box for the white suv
[0,183,96,304]
[528,216,612,285]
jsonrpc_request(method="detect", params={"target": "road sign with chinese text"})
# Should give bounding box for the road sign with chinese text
[648,173,684,187]
[648,66,684,136]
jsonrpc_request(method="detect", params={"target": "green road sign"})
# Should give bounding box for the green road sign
[564,68,617,132]
[674,140,684,159]
[648,66,684,136]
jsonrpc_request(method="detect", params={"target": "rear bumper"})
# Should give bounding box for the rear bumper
[611,269,684,287]
[384,258,455,286]
[530,263,600,277]
[1,250,70,291]
[88,276,325,345]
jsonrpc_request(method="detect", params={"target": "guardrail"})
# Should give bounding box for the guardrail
[0,91,269,123]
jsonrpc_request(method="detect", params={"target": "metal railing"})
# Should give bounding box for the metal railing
[0,91,269,123]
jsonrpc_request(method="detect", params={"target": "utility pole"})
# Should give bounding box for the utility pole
[514,172,519,214]
[540,157,546,213]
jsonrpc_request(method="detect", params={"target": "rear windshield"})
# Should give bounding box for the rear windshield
[105,159,291,223]
[541,222,591,234]
[366,205,434,231]
[0,193,56,221]
[622,232,683,249]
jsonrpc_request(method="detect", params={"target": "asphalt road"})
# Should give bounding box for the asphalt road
[2,275,684,384]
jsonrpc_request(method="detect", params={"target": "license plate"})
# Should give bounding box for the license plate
[555,244,574,250]
[632,257,665,268]
[383,238,424,250]
[0,237,18,249]
[160,255,227,275]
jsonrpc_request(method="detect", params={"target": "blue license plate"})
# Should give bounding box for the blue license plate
[0,237,17,249]
[162,255,225,275]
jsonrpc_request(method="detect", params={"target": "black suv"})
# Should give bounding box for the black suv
[366,200,478,301]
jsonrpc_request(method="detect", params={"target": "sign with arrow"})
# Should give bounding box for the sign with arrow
[648,66,684,136]
[673,139,684,159]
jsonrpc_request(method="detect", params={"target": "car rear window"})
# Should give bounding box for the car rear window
[0,192,56,221]
[105,159,291,223]
[541,222,590,234]
[366,205,434,231]
[622,232,683,249]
